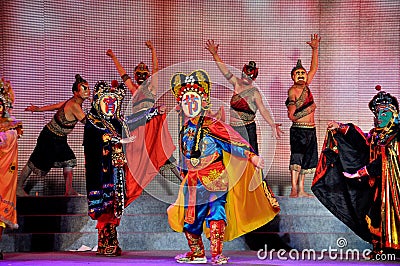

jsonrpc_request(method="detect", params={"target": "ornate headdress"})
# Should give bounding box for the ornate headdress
[242,61,258,80]
[0,78,15,117]
[0,78,22,134]
[291,59,306,77]
[369,85,399,116]
[92,80,126,120]
[170,69,211,104]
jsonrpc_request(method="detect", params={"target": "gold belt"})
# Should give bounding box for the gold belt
[292,122,315,129]
[230,120,255,127]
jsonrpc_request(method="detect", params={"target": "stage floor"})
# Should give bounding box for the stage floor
[2,250,398,266]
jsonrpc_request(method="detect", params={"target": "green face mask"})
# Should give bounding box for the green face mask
[377,107,393,128]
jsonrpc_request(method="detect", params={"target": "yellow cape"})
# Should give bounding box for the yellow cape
[167,151,280,241]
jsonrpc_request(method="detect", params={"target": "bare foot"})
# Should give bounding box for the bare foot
[289,188,298,198]
[298,191,314,198]
[16,187,29,197]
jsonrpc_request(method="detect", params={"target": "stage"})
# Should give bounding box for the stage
[2,250,399,266]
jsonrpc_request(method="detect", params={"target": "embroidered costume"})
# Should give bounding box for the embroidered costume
[312,88,400,256]
[167,70,279,265]
[84,80,129,257]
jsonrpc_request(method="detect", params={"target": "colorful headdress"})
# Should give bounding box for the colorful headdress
[170,69,211,104]
[0,78,15,118]
[291,59,306,77]
[369,85,399,116]
[242,61,258,80]
[92,80,126,119]
[0,78,22,134]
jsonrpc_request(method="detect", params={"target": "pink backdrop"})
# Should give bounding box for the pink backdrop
[1,0,399,196]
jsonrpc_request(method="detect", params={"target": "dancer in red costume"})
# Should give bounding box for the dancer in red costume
[0,78,23,260]
[205,40,282,153]
[107,41,177,202]
[167,69,280,265]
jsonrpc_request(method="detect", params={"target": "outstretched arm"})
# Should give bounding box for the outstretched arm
[106,49,138,95]
[306,33,321,84]
[254,90,282,139]
[146,40,159,95]
[25,101,65,112]
[205,39,238,86]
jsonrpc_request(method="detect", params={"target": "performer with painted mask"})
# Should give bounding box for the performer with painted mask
[0,78,22,260]
[167,70,280,265]
[107,41,178,201]
[285,34,321,198]
[312,85,400,258]
[17,74,90,196]
[205,39,282,155]
[83,80,135,257]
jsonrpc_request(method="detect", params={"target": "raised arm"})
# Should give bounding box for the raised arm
[306,34,321,84]
[205,39,238,86]
[25,101,65,112]
[145,40,159,95]
[106,49,138,95]
[254,90,282,139]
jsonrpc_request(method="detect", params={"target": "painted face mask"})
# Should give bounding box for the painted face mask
[92,80,125,121]
[99,94,119,118]
[376,106,394,128]
[291,59,308,85]
[181,91,203,118]
[170,70,211,117]
[77,82,90,100]
[292,68,308,84]
[134,62,150,85]
[242,61,258,81]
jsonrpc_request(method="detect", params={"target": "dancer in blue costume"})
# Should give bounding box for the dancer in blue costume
[167,69,280,265]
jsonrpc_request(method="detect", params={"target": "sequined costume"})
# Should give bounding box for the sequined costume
[84,81,128,257]
[26,101,79,176]
[286,85,318,174]
[312,89,400,255]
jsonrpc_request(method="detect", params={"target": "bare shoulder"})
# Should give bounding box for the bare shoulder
[288,84,304,95]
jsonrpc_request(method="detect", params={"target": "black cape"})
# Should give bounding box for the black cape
[311,125,374,242]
